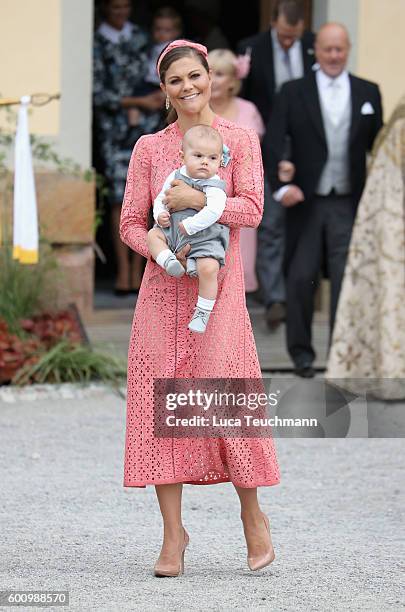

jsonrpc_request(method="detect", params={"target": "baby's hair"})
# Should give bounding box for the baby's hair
[182,125,223,153]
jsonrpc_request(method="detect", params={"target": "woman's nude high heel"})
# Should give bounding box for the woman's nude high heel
[154,528,189,577]
[247,513,275,571]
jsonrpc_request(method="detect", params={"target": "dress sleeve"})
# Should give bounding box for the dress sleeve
[251,104,265,140]
[119,136,152,259]
[218,128,263,229]
[153,171,175,223]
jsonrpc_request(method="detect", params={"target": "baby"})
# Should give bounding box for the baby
[147,125,229,334]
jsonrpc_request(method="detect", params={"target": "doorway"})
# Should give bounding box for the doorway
[91,0,314,302]
[92,0,262,296]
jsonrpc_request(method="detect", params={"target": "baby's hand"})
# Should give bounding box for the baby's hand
[158,211,170,228]
[178,221,189,236]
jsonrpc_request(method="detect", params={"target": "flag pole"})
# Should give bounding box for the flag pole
[0,92,60,260]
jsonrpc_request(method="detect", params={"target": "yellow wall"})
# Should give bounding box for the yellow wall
[357,0,405,119]
[0,0,60,134]
[1,0,403,154]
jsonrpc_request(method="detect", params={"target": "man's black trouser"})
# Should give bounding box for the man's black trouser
[286,192,356,367]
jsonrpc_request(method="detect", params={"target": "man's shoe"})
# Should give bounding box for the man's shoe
[265,302,286,331]
[294,364,316,378]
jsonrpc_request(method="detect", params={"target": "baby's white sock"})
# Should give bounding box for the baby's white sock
[156,249,173,269]
[197,296,216,311]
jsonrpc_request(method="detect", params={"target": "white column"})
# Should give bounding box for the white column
[312,0,359,72]
[59,0,94,168]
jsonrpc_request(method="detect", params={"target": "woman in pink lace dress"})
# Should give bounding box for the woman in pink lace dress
[208,48,265,293]
[120,40,280,577]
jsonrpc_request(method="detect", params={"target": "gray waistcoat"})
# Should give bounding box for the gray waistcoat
[316,95,352,196]
[174,169,226,193]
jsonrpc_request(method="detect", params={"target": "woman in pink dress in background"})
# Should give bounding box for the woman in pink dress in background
[120,40,280,577]
[208,48,265,293]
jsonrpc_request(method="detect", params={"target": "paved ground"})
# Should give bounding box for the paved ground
[0,389,404,612]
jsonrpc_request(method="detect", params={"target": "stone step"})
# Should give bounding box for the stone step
[85,304,329,370]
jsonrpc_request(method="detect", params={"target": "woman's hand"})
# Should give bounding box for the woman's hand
[164,180,205,212]
[175,244,191,268]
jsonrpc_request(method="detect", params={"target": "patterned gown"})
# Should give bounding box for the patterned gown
[120,116,281,488]
[93,24,164,204]
[327,98,405,399]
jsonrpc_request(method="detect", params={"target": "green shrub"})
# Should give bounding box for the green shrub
[13,339,126,387]
[0,242,59,334]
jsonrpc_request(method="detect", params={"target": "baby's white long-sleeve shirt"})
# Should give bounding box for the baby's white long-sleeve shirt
[153,166,227,236]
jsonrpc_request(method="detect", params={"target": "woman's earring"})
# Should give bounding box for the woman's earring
[165,96,170,110]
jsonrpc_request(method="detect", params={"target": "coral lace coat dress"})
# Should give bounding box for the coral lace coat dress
[120,116,280,488]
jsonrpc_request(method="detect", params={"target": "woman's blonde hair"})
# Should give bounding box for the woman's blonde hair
[207,49,241,97]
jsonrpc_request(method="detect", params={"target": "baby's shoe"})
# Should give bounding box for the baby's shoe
[188,307,211,333]
[164,254,185,277]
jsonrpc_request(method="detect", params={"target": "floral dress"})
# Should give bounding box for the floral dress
[93,23,164,204]
[120,116,281,488]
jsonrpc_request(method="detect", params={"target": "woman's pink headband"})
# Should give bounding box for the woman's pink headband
[156,39,208,77]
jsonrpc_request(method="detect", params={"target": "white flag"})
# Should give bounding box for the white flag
[13,95,39,264]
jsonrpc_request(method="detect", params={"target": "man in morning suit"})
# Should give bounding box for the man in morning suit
[264,22,383,377]
[238,0,316,330]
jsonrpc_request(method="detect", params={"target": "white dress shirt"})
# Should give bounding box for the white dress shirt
[153,166,227,236]
[316,68,350,126]
[98,21,133,44]
[271,28,304,91]
[274,68,351,201]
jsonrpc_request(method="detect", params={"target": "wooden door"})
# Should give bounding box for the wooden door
[260,0,313,31]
